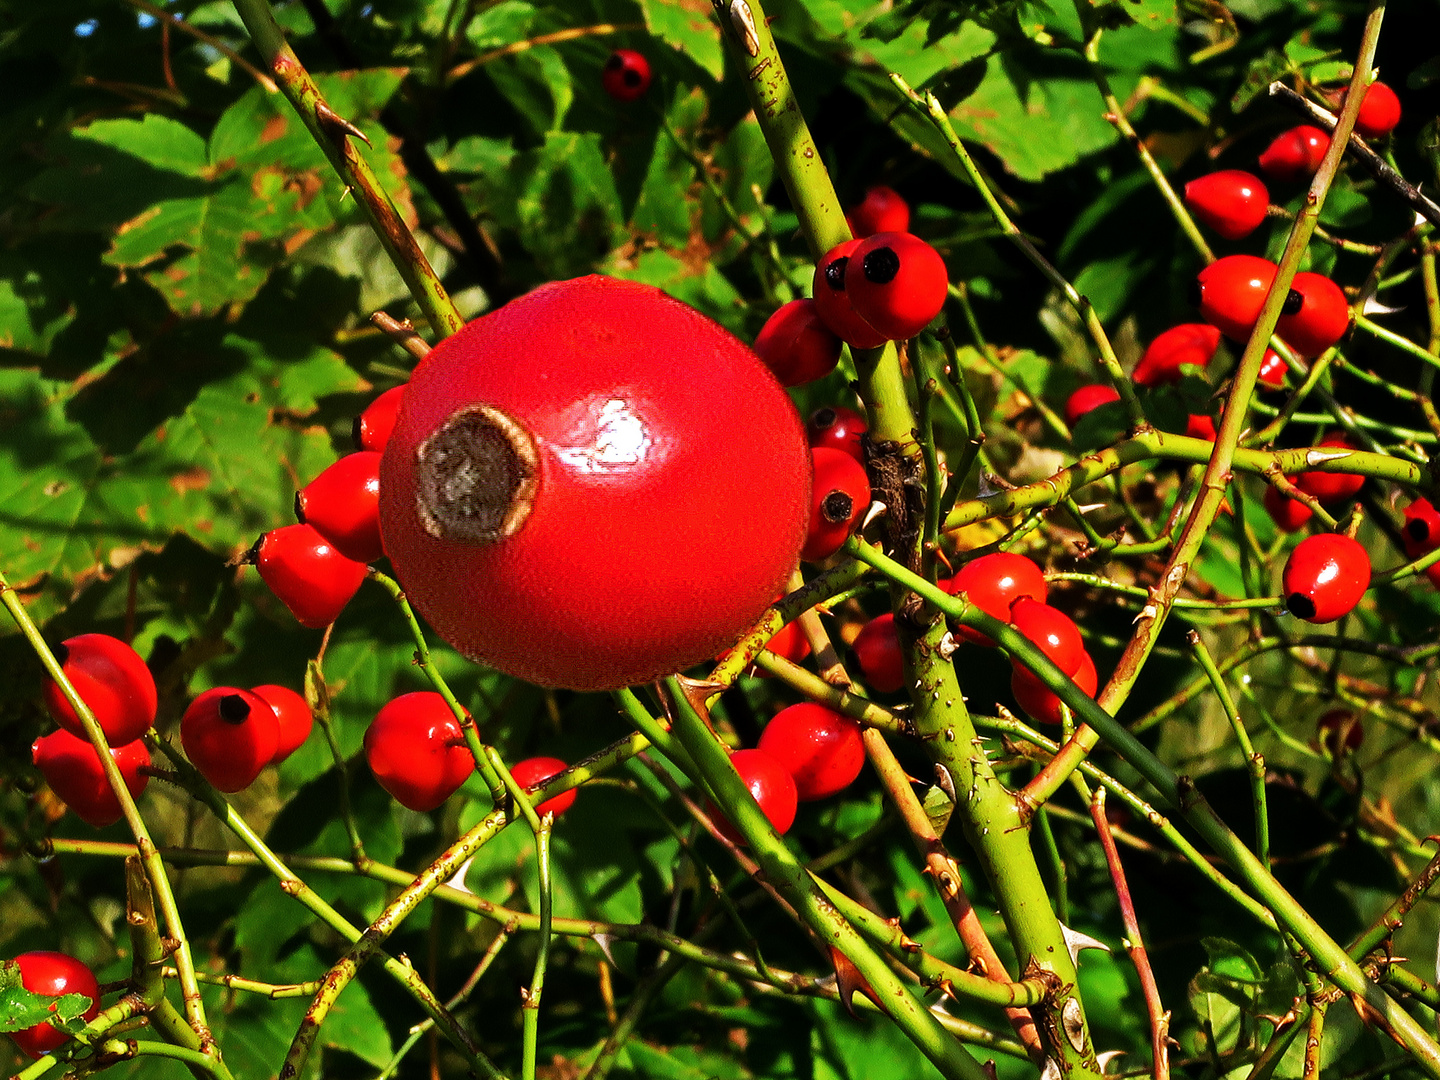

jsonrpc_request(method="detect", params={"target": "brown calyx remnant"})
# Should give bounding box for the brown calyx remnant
[414,404,539,544]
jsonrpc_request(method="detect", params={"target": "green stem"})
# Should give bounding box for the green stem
[228,0,464,337]
[521,815,554,1080]
[1189,632,1269,868]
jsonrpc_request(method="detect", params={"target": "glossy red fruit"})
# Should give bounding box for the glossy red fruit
[1283,533,1371,623]
[813,241,888,349]
[249,685,313,764]
[378,276,811,691]
[1351,81,1401,139]
[757,703,864,802]
[803,448,870,562]
[1185,414,1217,442]
[846,185,910,238]
[711,749,798,843]
[601,49,651,103]
[1402,498,1440,557]
[1133,323,1222,386]
[1011,650,1098,726]
[1184,171,1270,240]
[1008,597,1085,676]
[852,613,904,694]
[1275,272,1349,357]
[251,524,368,629]
[8,952,100,1059]
[1194,257,1281,343]
[1293,435,1365,506]
[363,692,474,812]
[1258,125,1330,182]
[180,688,281,793]
[844,232,948,342]
[1064,384,1121,425]
[942,552,1047,647]
[1263,485,1314,532]
[295,452,384,564]
[807,405,867,463]
[31,729,150,828]
[1258,348,1287,388]
[355,385,406,453]
[41,634,157,746]
[1317,708,1363,754]
[509,756,577,817]
[752,299,842,387]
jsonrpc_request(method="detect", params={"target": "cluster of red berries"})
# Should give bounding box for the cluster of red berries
[710,702,866,842]
[360,690,574,818]
[31,631,314,812]
[1257,81,1401,185]
[5,951,101,1059]
[1263,433,1366,532]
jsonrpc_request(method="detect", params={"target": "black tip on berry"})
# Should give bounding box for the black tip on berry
[51,642,70,667]
[1186,279,1202,307]
[1285,592,1317,620]
[811,407,837,431]
[1282,289,1303,316]
[604,53,623,72]
[217,694,252,724]
[352,414,366,451]
[1408,519,1430,542]
[241,535,264,566]
[862,246,901,285]
[623,68,642,87]
[824,257,850,291]
[820,490,855,525]
[293,491,306,524]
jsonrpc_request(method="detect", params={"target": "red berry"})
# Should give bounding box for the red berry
[295,452,384,564]
[251,524,368,629]
[942,552,1047,647]
[1282,533,1371,623]
[509,756,577,817]
[1275,272,1349,357]
[355,385,406,453]
[812,241,888,349]
[363,692,474,812]
[1133,323,1222,386]
[41,633,157,746]
[7,952,100,1059]
[1403,498,1440,557]
[1008,597,1085,676]
[601,49,651,103]
[31,729,150,828]
[1194,257,1280,343]
[181,688,281,793]
[1184,170,1270,240]
[378,277,811,691]
[1185,414,1217,442]
[1263,486,1314,532]
[1258,125,1330,182]
[1011,649,1098,726]
[757,703,864,801]
[1317,708,1363,754]
[710,749,798,843]
[1293,435,1365,506]
[1350,81,1401,139]
[752,299,842,387]
[1258,348,1287,388]
[844,232,948,342]
[852,613,904,694]
[807,405,867,463]
[846,185,910,238]
[249,684,313,764]
[1064,384,1121,425]
[803,448,870,562]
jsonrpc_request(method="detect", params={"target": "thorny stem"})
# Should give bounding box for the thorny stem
[229,0,464,337]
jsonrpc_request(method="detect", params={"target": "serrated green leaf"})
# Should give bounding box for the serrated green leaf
[631,87,706,246]
[643,0,725,81]
[512,131,625,276]
[72,114,209,176]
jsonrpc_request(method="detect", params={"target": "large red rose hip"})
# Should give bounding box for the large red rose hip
[379,276,811,691]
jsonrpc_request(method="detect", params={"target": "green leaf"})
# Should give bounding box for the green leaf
[512,131,626,276]
[0,960,91,1034]
[643,0,725,81]
[631,87,707,247]
[73,114,209,177]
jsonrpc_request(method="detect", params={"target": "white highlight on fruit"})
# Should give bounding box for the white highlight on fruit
[555,398,654,473]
